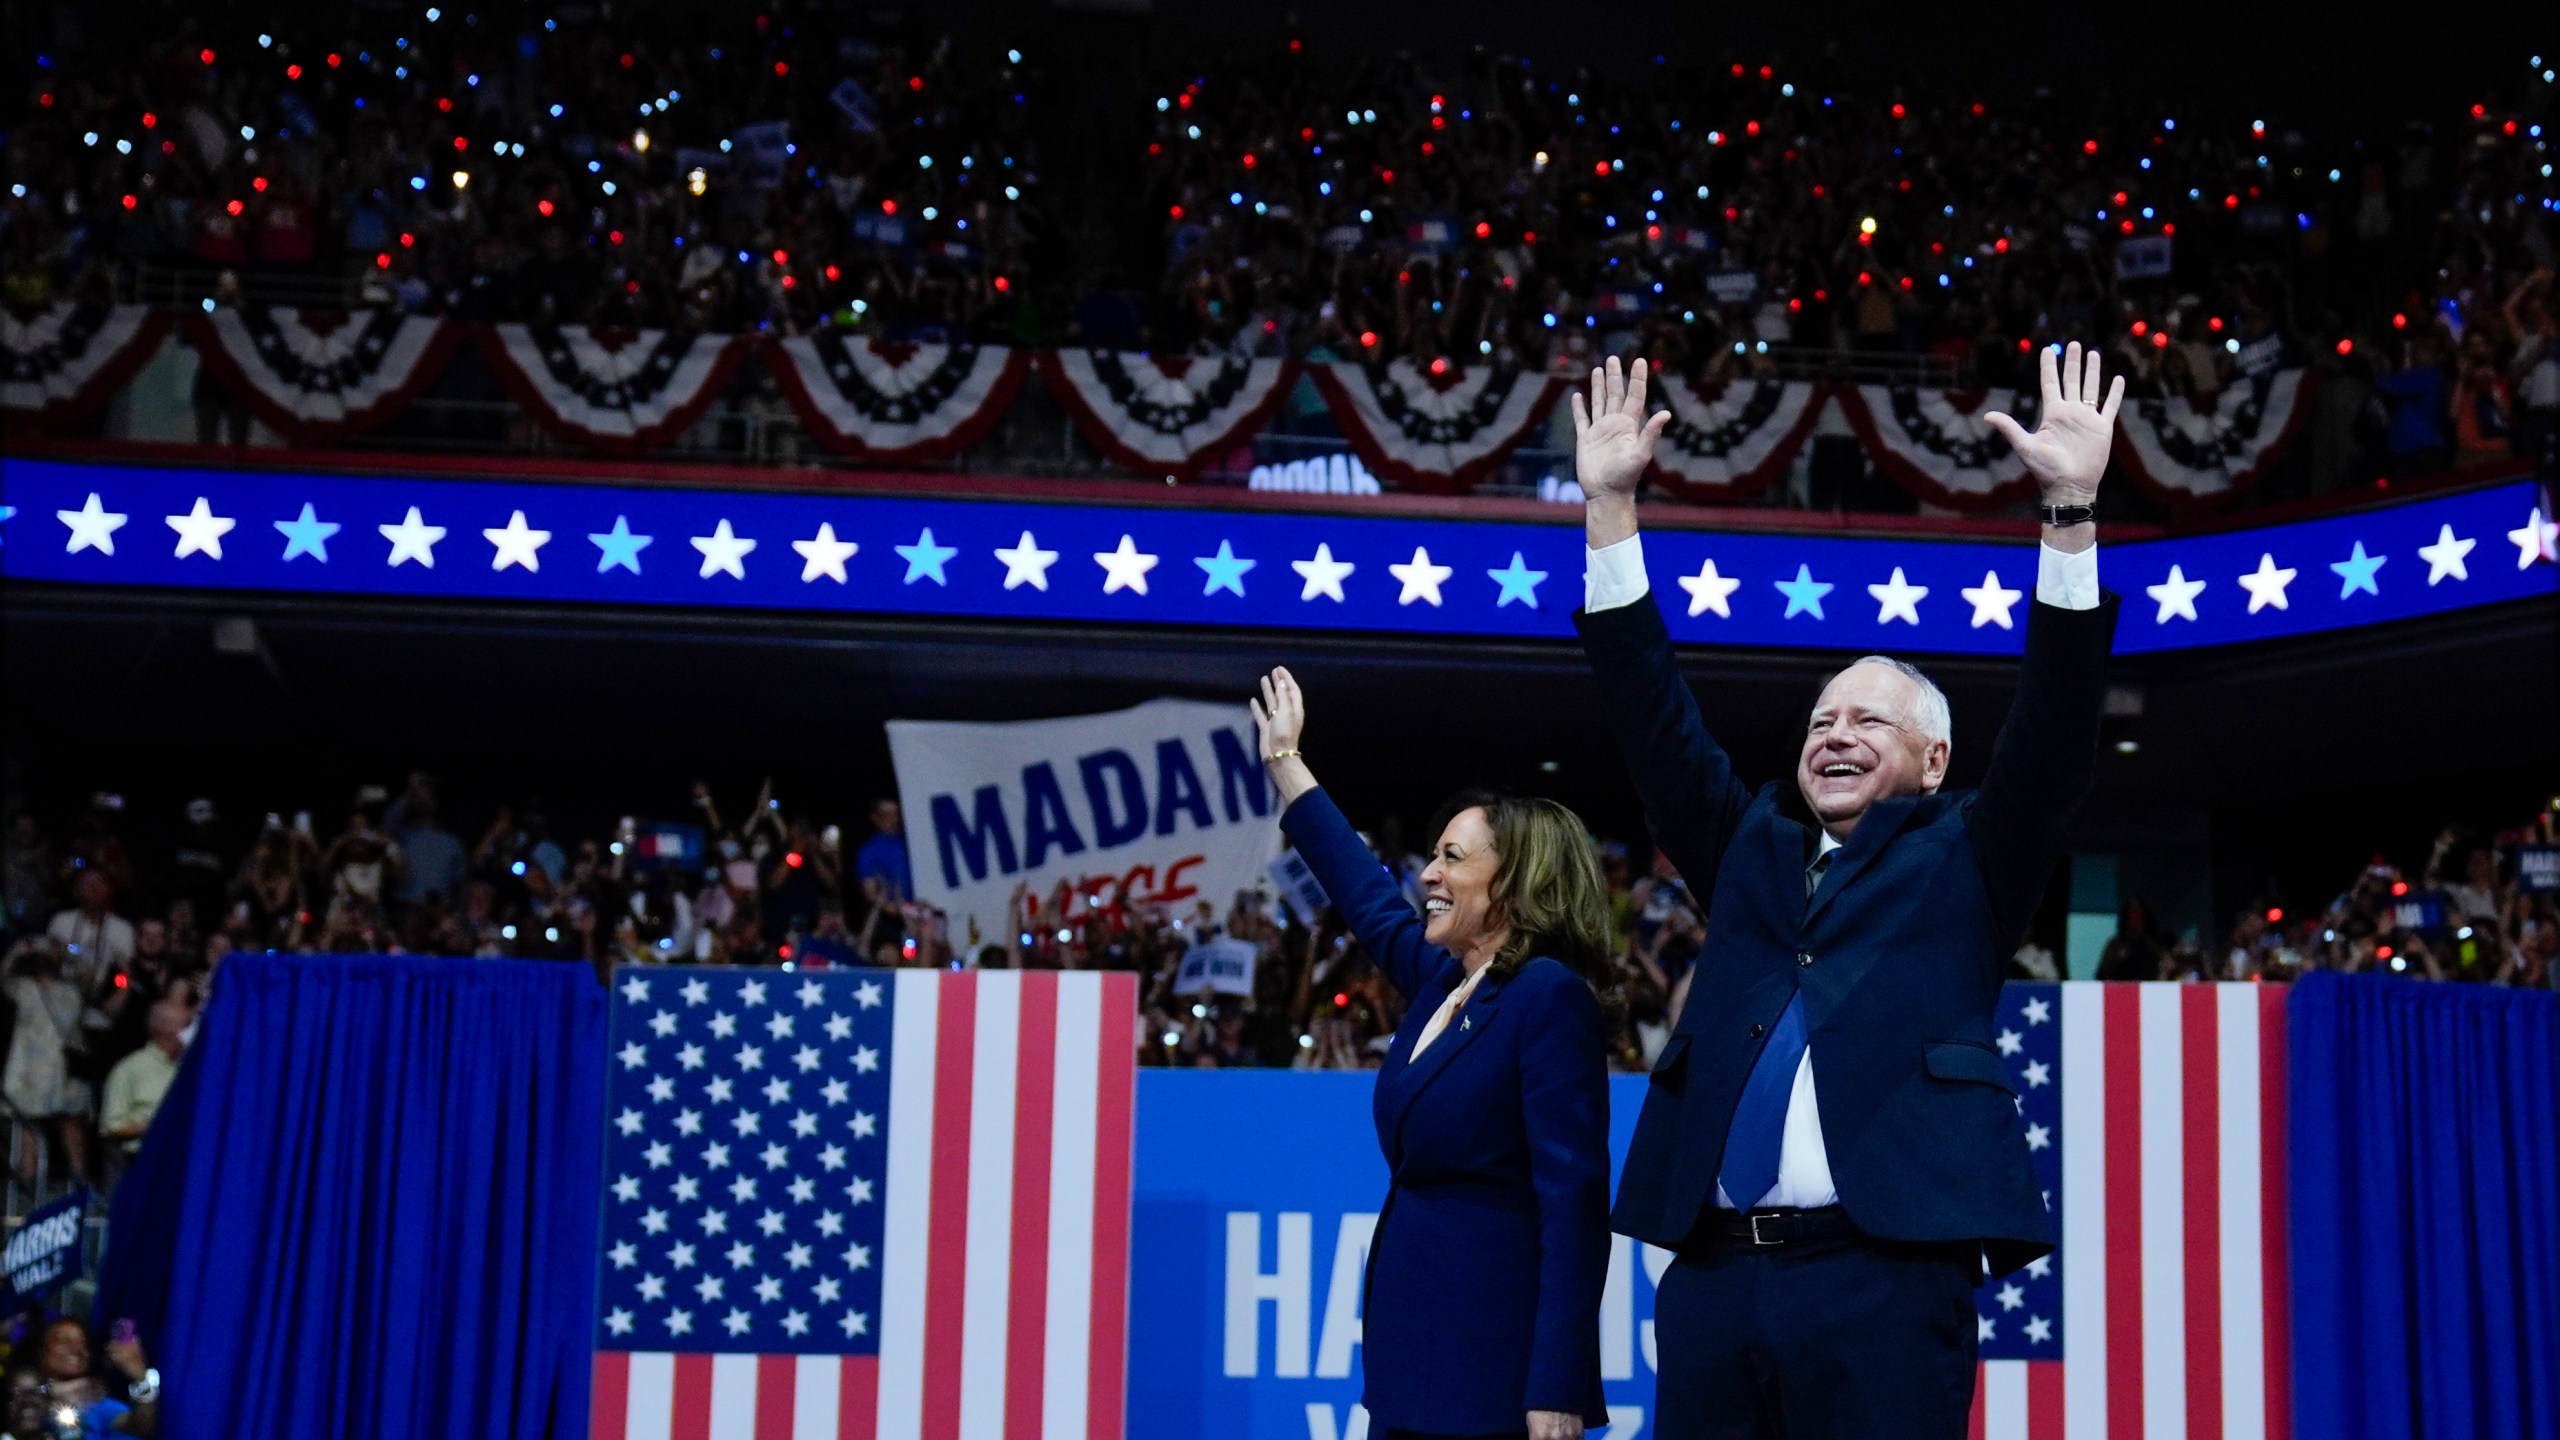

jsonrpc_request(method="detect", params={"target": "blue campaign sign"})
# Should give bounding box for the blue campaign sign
[0,1190,88,1308]
[1128,1071,1665,1440]
[0,455,2550,655]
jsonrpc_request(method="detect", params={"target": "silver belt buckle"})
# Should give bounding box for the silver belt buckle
[1749,1212,1784,1246]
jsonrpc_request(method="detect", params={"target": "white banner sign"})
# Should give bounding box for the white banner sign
[888,698,1283,944]
[1171,937,1260,996]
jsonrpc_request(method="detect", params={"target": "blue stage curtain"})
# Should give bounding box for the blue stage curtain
[2289,971,2560,1439]
[95,954,605,1440]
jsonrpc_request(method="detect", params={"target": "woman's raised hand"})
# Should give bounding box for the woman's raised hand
[1249,668,1320,804]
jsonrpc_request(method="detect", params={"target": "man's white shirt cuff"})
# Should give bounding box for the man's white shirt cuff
[1584,533,1650,612]
[2037,542,2100,611]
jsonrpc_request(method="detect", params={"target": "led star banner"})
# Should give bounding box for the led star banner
[1,457,2550,656]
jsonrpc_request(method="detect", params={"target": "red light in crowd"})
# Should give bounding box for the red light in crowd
[620,54,635,68]
[2113,191,2128,205]
[537,199,554,216]
[1429,357,1449,375]
[453,136,469,151]
[1812,184,1826,197]
[1745,121,1760,137]
[1993,237,2009,253]
[200,49,216,65]
[298,910,313,926]
[1167,204,1181,219]
[113,974,128,990]
[779,944,795,960]
[327,54,341,68]
[1812,288,1828,302]
[1147,143,1161,155]
[2377,945,2395,960]
[1898,178,1910,191]
[1759,66,1773,79]
[773,249,789,264]
[2160,223,2175,236]
[786,852,805,869]
[1857,271,1872,286]
[1380,169,1395,183]
[1358,330,1378,348]
[438,97,453,113]
[823,264,840,281]
[2470,103,2486,119]
[376,252,391,269]
[1301,127,1314,141]
[1646,224,1661,240]
[2225,194,2240,209]
[1522,230,1537,244]
[2120,219,2136,234]
[2082,139,2098,154]
[1856,232,1871,247]
[2391,881,2409,897]
[1971,103,1985,116]
[627,280,642,294]
[1929,241,1944,254]
[1787,297,1802,312]
[774,61,790,76]
[1334,992,1351,1008]
[1723,207,1738,221]
[1420,140,1434,154]
[909,76,925,92]
[225,199,244,216]
[401,232,416,247]
[2392,313,2408,329]
[1594,161,1610,176]
[38,93,52,108]
[1732,63,1747,77]
[1397,270,1410,285]
[607,229,623,245]
[2151,332,2169,349]
[141,113,156,128]
[1289,38,1302,52]
[1899,276,1913,290]
[2267,908,2284,923]
[2504,120,2519,136]
[992,276,1010,292]
[1430,116,1445,131]
[1891,103,1906,119]
[881,200,898,215]
[287,64,303,80]
[121,194,136,210]
[1474,221,1491,238]
[252,176,269,192]
[2336,338,2355,356]
[2017,338,2032,352]
[2208,316,2224,332]
[1241,153,1257,168]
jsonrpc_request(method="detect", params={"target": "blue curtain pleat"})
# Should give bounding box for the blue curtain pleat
[95,954,606,1440]
[2289,970,2560,1439]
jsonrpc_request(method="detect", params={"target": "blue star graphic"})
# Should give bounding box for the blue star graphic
[2329,540,2386,599]
[590,515,654,575]
[1486,551,1549,608]
[895,527,958,585]
[1773,563,1834,619]
[0,504,15,546]
[273,503,341,562]
[1194,540,1256,597]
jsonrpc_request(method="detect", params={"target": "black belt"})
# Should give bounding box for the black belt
[1706,1204,1859,1247]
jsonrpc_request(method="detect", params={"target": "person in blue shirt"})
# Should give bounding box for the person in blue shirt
[853,798,911,902]
[1250,669,1614,1440]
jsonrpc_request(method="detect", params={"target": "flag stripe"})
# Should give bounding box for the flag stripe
[839,1355,879,1440]
[2139,984,2188,1440]
[791,1355,839,1440]
[1085,973,1138,1440]
[2181,986,2225,1440]
[875,970,943,1440]
[672,1352,716,1440]
[2257,986,2293,1440]
[2061,982,2107,1440]
[2028,1358,2065,1439]
[1985,1357,2030,1440]
[1970,1367,1989,1440]
[921,972,981,1440]
[960,975,1025,1437]
[630,1352,677,1440]
[2103,984,2144,1439]
[754,1354,795,1440]
[2216,985,2266,1440]
[1043,974,1104,1440]
[595,1351,632,1440]
[710,1352,759,1440]
[1004,973,1060,1440]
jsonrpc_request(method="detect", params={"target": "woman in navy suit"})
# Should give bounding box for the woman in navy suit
[1251,667,1616,1440]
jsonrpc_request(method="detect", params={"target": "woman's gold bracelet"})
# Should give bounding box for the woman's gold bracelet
[1267,748,1301,762]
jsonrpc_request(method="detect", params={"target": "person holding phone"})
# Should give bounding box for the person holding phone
[1250,668,1614,1440]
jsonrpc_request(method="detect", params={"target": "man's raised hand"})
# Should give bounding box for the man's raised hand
[1984,340,2124,506]
[1571,356,1672,503]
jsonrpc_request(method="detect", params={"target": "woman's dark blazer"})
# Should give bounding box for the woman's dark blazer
[1281,787,1611,1434]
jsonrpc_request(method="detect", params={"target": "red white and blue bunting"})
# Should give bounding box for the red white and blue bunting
[1645,377,1827,503]
[187,307,461,444]
[1309,360,1563,494]
[1039,351,1297,479]
[1,303,174,425]
[1836,384,2043,512]
[763,335,1029,465]
[2112,369,2319,510]
[478,324,748,454]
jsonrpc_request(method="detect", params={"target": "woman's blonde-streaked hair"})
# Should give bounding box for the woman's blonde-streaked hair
[1431,789,1624,1021]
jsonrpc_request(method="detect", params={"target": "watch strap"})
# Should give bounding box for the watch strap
[2038,503,2097,527]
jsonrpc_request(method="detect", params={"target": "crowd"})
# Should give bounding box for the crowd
[4,14,2556,486]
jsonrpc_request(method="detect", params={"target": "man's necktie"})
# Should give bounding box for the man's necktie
[1717,848,1831,1210]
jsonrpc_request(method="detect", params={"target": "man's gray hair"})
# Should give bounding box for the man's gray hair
[1826,655,1954,747]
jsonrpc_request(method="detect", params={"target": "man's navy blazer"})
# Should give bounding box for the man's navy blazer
[1280,787,1612,1434]
[1576,588,2118,1276]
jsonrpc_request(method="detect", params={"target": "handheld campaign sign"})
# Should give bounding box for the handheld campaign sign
[1173,937,1261,996]
[0,1191,87,1308]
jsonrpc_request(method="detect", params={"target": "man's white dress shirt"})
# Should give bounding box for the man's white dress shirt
[1585,531,2100,1209]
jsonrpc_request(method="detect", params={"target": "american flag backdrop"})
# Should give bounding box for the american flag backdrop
[589,967,1138,1440]
[1967,982,2293,1440]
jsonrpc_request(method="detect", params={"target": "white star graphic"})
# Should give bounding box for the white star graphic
[816,1210,845,1238]
[786,1242,814,1270]
[1387,545,1454,606]
[649,1011,678,1039]
[814,1275,843,1303]
[852,1045,880,1073]
[796,979,825,1007]
[1995,1029,2023,1056]
[2024,1121,2052,1151]
[666,1308,694,1336]
[849,1111,879,1139]
[619,975,652,1004]
[609,1241,638,1269]
[2020,997,2051,1026]
[1960,569,2024,630]
[681,978,710,1006]
[612,1174,641,1203]
[1677,558,1741,618]
[847,1176,876,1205]
[706,1077,734,1104]
[694,1273,726,1302]
[614,1107,644,1135]
[1978,1314,1996,1342]
[794,1046,822,1073]
[2236,552,2297,613]
[605,1308,634,1336]
[2025,1315,2054,1344]
[787,1176,816,1202]
[643,1141,672,1168]
[2145,564,2206,623]
[2021,1059,2051,1088]
[690,519,757,579]
[819,1143,847,1171]
[709,1012,738,1039]
[843,1241,873,1270]
[1292,543,1356,602]
[640,1208,669,1235]
[725,1240,755,1269]
[754,1274,784,1303]
[824,1014,854,1042]
[840,1310,870,1338]
[792,522,859,583]
[669,1241,697,1270]
[2417,524,2475,585]
[1867,566,1928,625]
[483,510,551,572]
[2509,506,2558,568]
[165,497,236,559]
[2025,1254,2053,1279]
[855,981,883,1009]
[764,1012,795,1040]
[763,1140,792,1168]
[56,492,128,555]
[993,530,1060,590]
[379,506,446,568]
[740,979,768,1007]
[821,1079,850,1107]
[724,1308,753,1336]
[637,1272,667,1300]
[1996,1282,2025,1311]
[618,1042,647,1069]
[782,1310,811,1338]
[1093,534,1159,595]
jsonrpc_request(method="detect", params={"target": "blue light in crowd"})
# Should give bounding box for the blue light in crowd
[551,104,565,117]
[2140,158,2152,170]
[1318,182,1330,195]
[2142,206,2155,218]
[2163,118,2177,131]
[738,250,752,263]
[510,861,527,877]
[2297,213,2314,229]
[1937,273,1951,287]
[1229,192,1242,205]
[468,74,481,86]
[410,176,427,190]
[588,160,601,172]
[1542,312,1558,327]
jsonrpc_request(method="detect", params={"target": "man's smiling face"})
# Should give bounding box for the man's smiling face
[1798,661,1950,837]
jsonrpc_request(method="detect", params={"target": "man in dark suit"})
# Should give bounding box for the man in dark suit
[1567,345,2126,1439]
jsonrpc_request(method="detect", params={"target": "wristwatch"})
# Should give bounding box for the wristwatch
[128,1368,160,1404]
[2037,503,2097,527]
